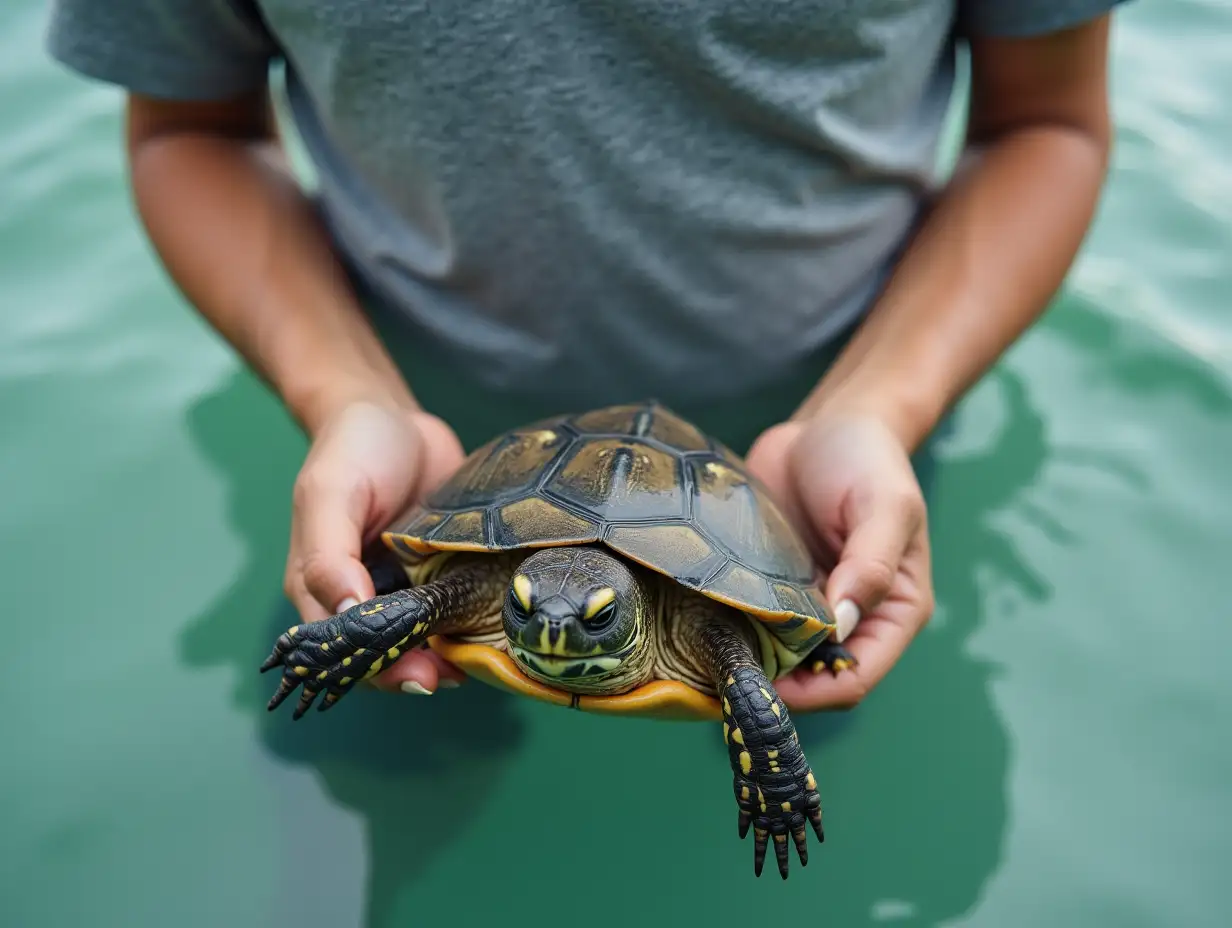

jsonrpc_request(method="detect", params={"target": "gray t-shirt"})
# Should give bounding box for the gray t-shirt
[47,0,1123,408]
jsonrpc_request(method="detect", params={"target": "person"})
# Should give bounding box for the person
[47,0,1125,707]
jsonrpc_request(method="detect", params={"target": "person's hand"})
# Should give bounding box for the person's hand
[284,400,468,695]
[745,412,935,711]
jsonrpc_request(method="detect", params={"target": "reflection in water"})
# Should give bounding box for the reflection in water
[177,370,526,928]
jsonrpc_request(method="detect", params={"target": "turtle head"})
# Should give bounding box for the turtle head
[503,547,650,685]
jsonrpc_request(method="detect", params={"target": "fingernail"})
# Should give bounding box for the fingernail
[334,597,359,613]
[437,679,461,690]
[834,599,861,639]
[399,680,434,696]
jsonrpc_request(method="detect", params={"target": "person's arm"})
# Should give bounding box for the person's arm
[125,90,417,434]
[794,15,1115,450]
[751,12,1119,711]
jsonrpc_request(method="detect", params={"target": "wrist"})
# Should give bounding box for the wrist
[795,376,942,453]
[292,375,420,439]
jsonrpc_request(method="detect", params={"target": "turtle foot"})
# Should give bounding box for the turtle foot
[804,639,857,676]
[733,763,824,880]
[260,591,433,719]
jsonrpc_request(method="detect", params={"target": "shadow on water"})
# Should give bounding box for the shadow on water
[757,367,1054,926]
[176,369,526,928]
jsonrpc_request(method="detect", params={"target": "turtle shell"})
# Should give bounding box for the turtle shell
[382,402,837,720]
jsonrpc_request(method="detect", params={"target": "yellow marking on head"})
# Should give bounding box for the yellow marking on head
[739,752,752,775]
[723,723,730,744]
[741,786,750,800]
[806,772,816,790]
[512,574,534,612]
[583,587,616,620]
[770,702,781,719]
[758,686,773,701]
[293,666,308,677]
[288,626,299,637]
[320,643,329,652]
[387,647,400,660]
[360,603,386,616]
[731,727,744,746]
[412,622,427,635]
[340,677,352,686]
[317,671,328,681]
[342,657,352,667]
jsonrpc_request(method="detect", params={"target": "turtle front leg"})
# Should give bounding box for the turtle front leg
[260,559,498,719]
[702,618,824,879]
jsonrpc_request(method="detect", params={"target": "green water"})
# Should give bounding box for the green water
[3,3,1230,926]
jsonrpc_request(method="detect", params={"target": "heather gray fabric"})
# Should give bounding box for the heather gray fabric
[47,0,1124,409]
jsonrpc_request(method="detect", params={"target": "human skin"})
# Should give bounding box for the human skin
[123,16,1114,703]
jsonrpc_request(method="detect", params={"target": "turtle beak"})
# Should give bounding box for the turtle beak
[520,598,584,657]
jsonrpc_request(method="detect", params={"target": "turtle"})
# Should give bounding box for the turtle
[260,401,856,878]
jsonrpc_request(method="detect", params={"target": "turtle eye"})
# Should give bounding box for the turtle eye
[508,574,534,618]
[585,601,618,632]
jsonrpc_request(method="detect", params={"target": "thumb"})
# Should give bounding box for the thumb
[290,475,378,620]
[824,495,920,625]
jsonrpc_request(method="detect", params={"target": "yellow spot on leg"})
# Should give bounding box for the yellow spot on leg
[359,603,387,616]
[726,676,735,687]
[741,786,750,800]
[731,727,744,746]
[770,702,781,719]
[781,801,792,812]
[722,723,730,744]
[316,671,328,681]
[412,622,427,635]
[339,677,352,686]
[342,657,352,667]
[288,626,299,637]
[767,749,778,759]
[293,666,308,677]
[320,643,329,652]
[739,752,752,775]
[722,698,731,715]
[759,686,773,701]
[387,647,401,659]
[806,772,816,790]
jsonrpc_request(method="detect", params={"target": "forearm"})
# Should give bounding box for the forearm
[796,123,1110,451]
[125,94,416,436]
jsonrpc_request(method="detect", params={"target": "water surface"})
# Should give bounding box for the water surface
[2,2,1229,926]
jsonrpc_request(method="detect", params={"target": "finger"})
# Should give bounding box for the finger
[291,473,377,618]
[283,569,332,625]
[366,648,467,695]
[823,491,923,615]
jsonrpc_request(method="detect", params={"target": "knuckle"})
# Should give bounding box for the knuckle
[860,558,897,596]
[299,553,339,600]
